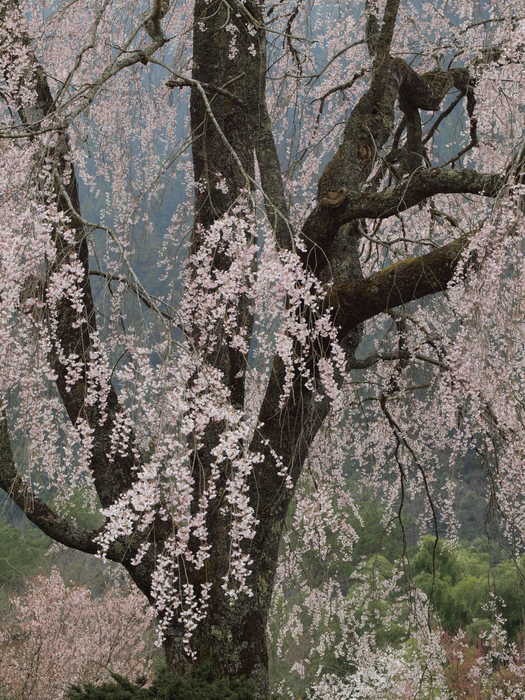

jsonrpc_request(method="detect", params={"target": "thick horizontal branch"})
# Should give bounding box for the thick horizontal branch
[302,168,502,267]
[349,166,500,218]
[0,415,133,562]
[339,167,503,221]
[329,234,468,336]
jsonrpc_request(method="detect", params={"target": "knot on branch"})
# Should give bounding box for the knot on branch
[319,188,349,209]
[357,143,374,162]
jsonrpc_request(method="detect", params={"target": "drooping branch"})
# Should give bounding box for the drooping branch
[249,40,504,585]
[302,167,502,268]
[327,146,522,335]
[0,416,102,557]
[89,270,176,322]
[251,0,405,546]
[252,2,513,556]
[0,0,171,138]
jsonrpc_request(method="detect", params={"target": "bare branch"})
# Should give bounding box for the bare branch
[89,269,177,323]
[313,69,368,124]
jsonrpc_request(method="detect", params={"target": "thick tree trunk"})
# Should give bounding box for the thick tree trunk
[163,593,272,697]
[163,3,276,696]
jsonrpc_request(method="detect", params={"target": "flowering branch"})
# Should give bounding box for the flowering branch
[0,0,171,138]
[1,3,139,506]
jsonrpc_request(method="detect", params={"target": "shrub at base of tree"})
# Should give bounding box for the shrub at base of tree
[68,667,256,700]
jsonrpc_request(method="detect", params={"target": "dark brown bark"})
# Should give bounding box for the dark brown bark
[169,1,275,693]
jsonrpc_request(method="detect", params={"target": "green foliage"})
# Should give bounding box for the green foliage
[48,489,104,531]
[68,674,151,700]
[412,535,525,638]
[413,537,462,586]
[350,498,405,564]
[0,491,113,602]
[0,520,50,601]
[490,559,525,636]
[68,666,256,700]
[350,554,407,647]
[0,487,103,600]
